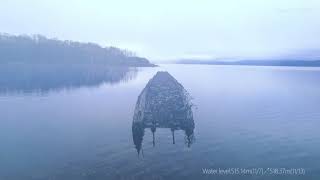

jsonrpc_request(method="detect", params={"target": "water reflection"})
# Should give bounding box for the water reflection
[0,64,137,94]
[132,71,195,155]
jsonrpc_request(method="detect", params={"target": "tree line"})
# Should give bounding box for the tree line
[0,33,153,66]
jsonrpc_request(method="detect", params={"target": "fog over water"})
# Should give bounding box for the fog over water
[1,1,320,179]
[1,65,320,180]
[1,0,320,60]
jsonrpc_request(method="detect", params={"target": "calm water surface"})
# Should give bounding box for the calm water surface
[1,64,320,180]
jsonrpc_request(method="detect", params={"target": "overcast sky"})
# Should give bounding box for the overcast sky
[1,0,320,61]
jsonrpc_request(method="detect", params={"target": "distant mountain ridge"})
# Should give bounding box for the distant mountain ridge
[0,33,155,67]
[176,59,320,67]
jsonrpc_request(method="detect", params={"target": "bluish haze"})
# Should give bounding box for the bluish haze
[1,65,320,179]
[1,0,320,60]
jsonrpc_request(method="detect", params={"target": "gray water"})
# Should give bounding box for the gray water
[1,64,320,180]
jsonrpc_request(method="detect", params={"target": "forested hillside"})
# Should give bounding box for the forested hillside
[0,33,154,66]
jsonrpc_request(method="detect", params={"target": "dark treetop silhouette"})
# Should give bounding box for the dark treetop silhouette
[0,33,155,93]
[0,33,154,67]
[132,71,195,156]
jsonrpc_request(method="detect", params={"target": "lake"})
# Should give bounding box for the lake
[1,64,320,180]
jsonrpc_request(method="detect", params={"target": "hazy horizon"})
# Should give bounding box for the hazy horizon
[1,0,320,61]
[1,1,320,178]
